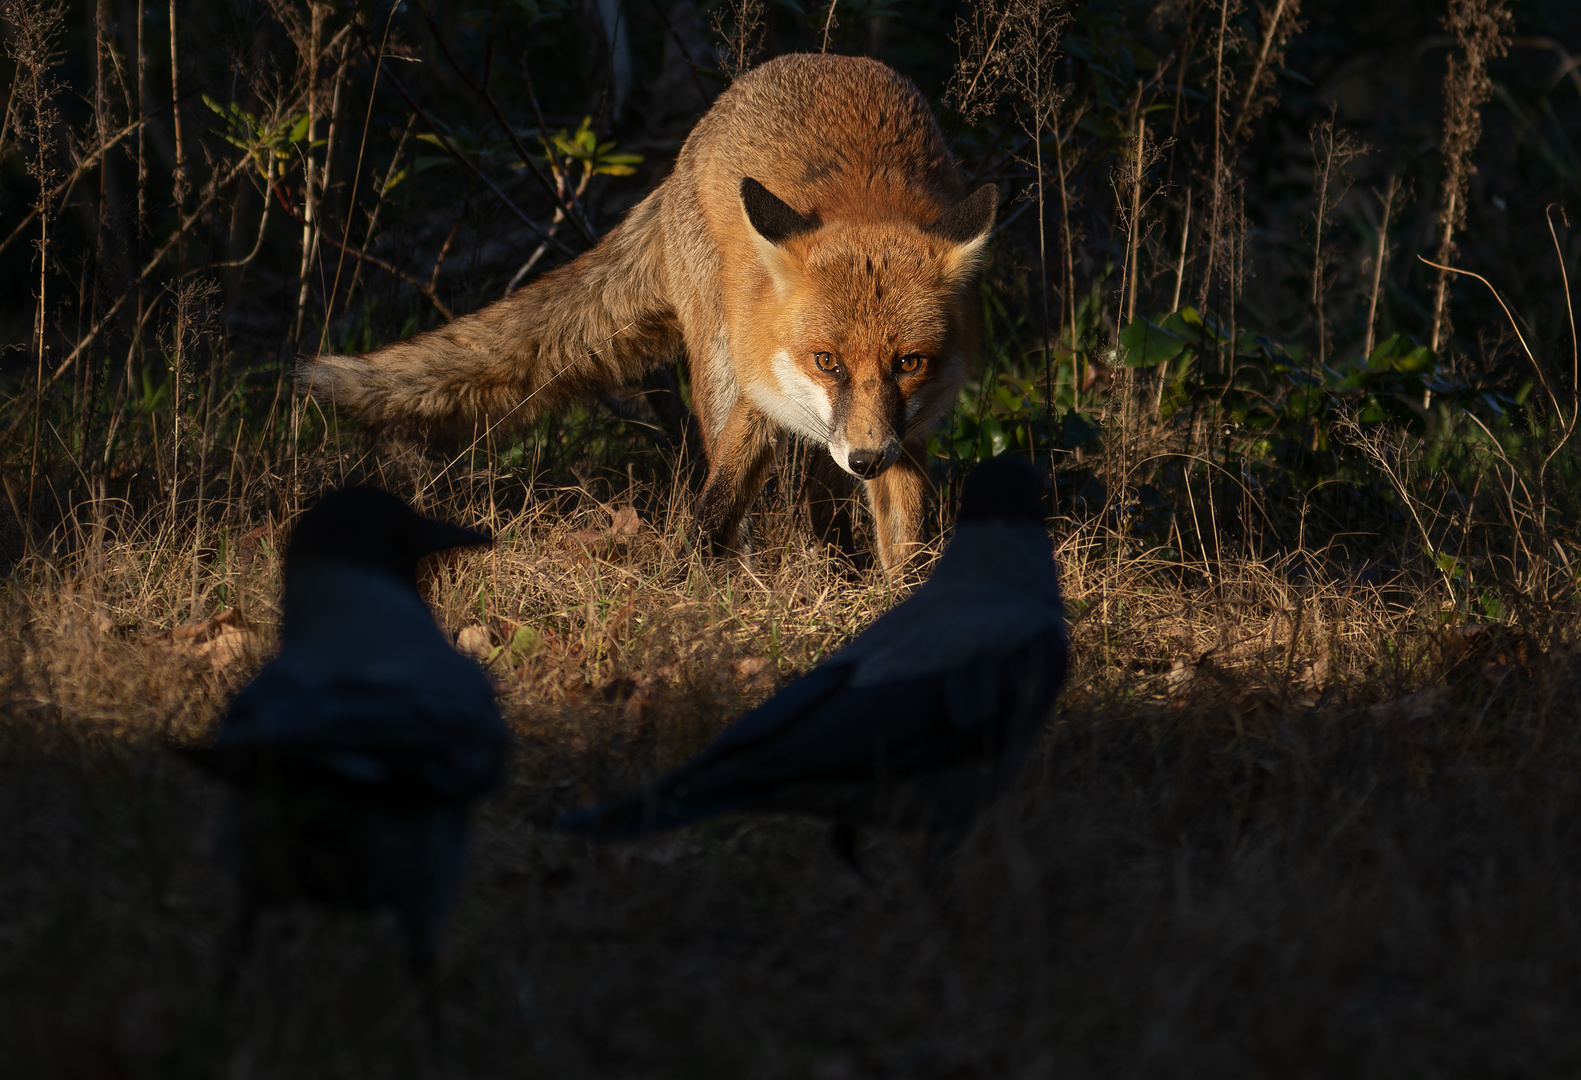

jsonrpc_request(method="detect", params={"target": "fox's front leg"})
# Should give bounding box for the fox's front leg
[862,440,933,574]
[695,402,777,560]
[801,450,862,562]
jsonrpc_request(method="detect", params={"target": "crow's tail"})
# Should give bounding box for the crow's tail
[552,781,749,839]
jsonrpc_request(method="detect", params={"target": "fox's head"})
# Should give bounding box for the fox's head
[737,177,996,480]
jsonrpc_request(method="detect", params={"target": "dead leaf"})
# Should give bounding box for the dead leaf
[163,609,259,670]
[1232,687,1281,724]
[197,625,259,671]
[170,607,247,643]
[731,656,776,693]
[1367,683,1451,722]
[609,505,641,536]
[235,523,271,559]
[1164,658,1193,690]
[732,656,771,680]
[456,624,491,661]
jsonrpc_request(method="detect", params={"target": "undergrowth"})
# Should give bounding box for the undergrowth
[3,0,1581,1074]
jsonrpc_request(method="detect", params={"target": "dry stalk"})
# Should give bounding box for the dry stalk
[711,0,766,81]
[1229,0,1302,143]
[291,2,326,351]
[1053,106,1083,406]
[1308,112,1365,370]
[25,153,259,404]
[8,0,66,543]
[1546,206,1578,414]
[1198,0,1239,317]
[344,117,415,304]
[419,3,599,246]
[1157,190,1193,413]
[1171,189,1191,314]
[949,0,1069,424]
[1363,174,1401,360]
[168,0,185,212]
[1429,0,1512,354]
[1111,84,1163,443]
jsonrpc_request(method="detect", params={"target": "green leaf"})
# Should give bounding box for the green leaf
[1393,346,1434,374]
[1119,316,1189,367]
[508,625,541,660]
[1367,333,1407,371]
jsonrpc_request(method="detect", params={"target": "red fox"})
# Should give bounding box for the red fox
[300,53,996,571]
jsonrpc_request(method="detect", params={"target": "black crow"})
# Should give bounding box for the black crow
[185,487,506,993]
[554,456,1068,858]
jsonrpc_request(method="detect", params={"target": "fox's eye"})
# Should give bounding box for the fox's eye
[897,354,924,374]
[814,352,839,373]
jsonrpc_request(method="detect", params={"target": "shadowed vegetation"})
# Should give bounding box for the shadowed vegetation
[3,0,1581,1074]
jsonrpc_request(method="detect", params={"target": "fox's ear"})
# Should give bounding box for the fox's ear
[928,183,998,280]
[741,178,817,245]
[741,178,814,294]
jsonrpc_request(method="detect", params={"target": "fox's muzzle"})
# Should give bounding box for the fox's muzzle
[828,376,907,480]
[844,443,899,479]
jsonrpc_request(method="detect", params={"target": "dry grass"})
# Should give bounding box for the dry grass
[4,0,1580,1073]
[6,469,1581,1079]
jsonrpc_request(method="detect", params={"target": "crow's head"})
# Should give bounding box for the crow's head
[286,487,491,585]
[956,457,1048,525]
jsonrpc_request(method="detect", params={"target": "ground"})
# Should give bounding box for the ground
[4,481,1581,1079]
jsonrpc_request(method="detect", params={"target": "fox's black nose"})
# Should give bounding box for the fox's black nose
[847,448,888,478]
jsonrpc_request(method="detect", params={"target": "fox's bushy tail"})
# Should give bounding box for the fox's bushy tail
[298,191,680,437]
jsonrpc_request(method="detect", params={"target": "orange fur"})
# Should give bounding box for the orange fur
[300,54,995,571]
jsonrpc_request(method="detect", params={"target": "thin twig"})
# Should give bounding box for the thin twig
[1230,0,1290,143]
[413,1,597,245]
[1362,175,1398,359]
[1546,205,1578,411]
[1416,255,1552,412]
[318,2,401,356]
[0,113,158,258]
[267,176,455,320]
[375,57,574,259]
[644,0,714,107]
[22,153,257,406]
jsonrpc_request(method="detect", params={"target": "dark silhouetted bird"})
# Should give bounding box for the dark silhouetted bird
[185,487,506,994]
[555,456,1068,860]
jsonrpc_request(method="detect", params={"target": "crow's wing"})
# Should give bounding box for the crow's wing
[555,624,1066,836]
[708,583,1065,754]
[556,522,1069,838]
[694,623,1067,785]
[203,567,506,800]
